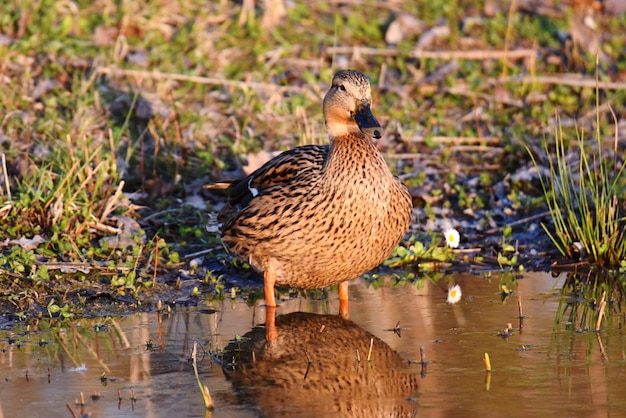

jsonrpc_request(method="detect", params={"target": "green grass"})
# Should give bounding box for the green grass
[1,0,626,314]
[531,104,626,269]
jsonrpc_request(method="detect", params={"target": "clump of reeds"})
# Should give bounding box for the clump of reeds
[530,100,625,269]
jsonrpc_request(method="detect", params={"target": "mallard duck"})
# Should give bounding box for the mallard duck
[213,70,412,325]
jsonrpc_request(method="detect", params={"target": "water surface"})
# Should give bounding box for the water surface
[1,272,624,417]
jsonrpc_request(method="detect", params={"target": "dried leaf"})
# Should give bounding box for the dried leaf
[2,234,47,250]
[93,26,119,47]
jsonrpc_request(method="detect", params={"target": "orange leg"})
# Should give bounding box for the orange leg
[264,270,278,341]
[264,269,277,307]
[265,305,278,342]
[339,280,349,320]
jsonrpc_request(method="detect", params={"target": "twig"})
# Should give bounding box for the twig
[35,262,92,274]
[66,403,77,418]
[445,85,525,107]
[389,151,502,160]
[518,296,524,331]
[142,208,180,222]
[449,247,482,254]
[326,46,537,61]
[401,136,501,145]
[550,259,592,272]
[447,145,505,153]
[504,74,626,91]
[87,221,122,235]
[184,247,222,259]
[153,235,160,283]
[96,66,315,96]
[1,153,10,200]
[303,350,312,380]
[420,345,428,378]
[485,211,552,235]
[596,332,608,363]
[595,291,606,332]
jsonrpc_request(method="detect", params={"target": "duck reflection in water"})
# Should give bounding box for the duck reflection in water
[220,312,419,418]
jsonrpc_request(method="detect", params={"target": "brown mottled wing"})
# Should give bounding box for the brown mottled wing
[226,144,329,209]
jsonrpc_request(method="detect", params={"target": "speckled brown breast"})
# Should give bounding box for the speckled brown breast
[220,136,412,289]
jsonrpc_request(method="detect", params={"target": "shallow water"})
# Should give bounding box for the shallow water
[1,272,625,417]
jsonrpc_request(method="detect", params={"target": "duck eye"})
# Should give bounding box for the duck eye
[337,84,346,92]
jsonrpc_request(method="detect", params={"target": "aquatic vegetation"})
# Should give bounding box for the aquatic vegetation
[551,271,626,365]
[496,245,519,271]
[530,104,626,269]
[483,352,492,372]
[554,272,625,333]
[385,233,456,269]
[191,342,214,411]
[46,298,71,319]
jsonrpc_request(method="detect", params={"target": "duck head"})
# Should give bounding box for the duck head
[323,70,382,140]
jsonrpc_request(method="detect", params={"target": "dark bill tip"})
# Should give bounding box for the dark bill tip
[354,104,382,139]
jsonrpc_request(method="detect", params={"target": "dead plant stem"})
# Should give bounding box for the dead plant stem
[420,345,427,364]
[402,136,501,145]
[100,180,126,222]
[505,74,626,90]
[325,46,537,61]
[485,211,552,235]
[66,403,77,418]
[501,0,518,79]
[595,291,606,332]
[518,296,524,331]
[96,66,316,97]
[1,153,10,200]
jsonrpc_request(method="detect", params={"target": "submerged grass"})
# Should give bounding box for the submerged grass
[551,271,626,364]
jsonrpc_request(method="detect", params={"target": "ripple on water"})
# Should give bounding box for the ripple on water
[1,272,625,417]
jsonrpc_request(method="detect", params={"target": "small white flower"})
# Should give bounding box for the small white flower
[444,228,460,249]
[447,284,462,304]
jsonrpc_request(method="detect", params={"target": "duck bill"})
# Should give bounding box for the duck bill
[355,103,382,139]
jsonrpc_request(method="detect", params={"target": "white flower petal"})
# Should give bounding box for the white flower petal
[444,228,460,249]
[447,284,462,304]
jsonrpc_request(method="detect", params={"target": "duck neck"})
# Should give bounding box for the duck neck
[325,133,386,175]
